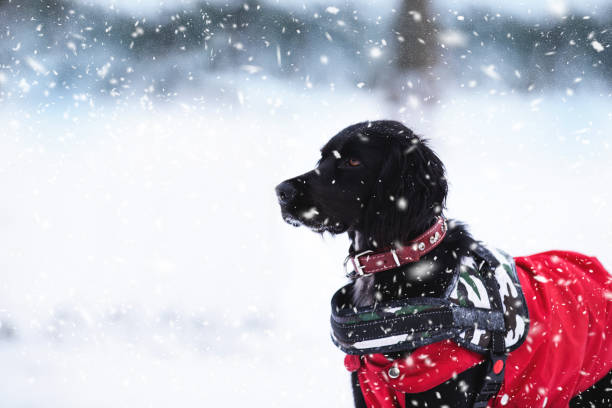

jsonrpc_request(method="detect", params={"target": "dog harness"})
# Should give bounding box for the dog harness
[331,243,530,407]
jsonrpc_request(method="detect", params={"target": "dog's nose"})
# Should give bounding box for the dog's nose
[275,181,297,205]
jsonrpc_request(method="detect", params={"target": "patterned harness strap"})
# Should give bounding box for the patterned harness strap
[472,270,508,408]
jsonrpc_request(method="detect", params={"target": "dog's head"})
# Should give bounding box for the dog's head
[275,120,447,247]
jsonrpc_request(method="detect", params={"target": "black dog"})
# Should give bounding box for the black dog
[275,120,610,407]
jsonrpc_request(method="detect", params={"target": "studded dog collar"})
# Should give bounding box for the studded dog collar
[344,217,447,278]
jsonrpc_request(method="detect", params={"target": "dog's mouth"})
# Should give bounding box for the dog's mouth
[280,207,347,234]
[281,212,303,227]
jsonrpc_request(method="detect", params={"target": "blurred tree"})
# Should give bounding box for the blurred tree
[387,0,439,108]
[394,0,438,71]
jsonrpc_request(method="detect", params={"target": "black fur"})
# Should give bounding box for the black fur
[276,120,480,405]
[275,120,608,407]
[276,120,473,307]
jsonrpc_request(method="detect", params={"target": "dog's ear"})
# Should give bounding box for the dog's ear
[362,131,447,247]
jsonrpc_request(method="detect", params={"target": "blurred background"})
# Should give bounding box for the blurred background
[0,0,611,406]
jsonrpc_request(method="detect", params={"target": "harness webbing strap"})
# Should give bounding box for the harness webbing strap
[473,332,507,407]
[452,307,505,333]
[331,305,505,351]
[331,308,455,344]
[472,271,508,407]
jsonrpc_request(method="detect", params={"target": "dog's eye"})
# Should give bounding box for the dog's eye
[347,159,361,167]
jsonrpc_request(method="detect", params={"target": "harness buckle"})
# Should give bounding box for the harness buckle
[473,332,507,407]
[344,250,373,278]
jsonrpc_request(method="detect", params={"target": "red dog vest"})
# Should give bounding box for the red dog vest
[345,251,612,407]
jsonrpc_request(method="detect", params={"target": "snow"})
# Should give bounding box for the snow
[592,40,605,52]
[0,84,383,407]
[1,80,610,406]
[1,0,611,406]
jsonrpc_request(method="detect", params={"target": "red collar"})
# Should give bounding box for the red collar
[345,217,447,277]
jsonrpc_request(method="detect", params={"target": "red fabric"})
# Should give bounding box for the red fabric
[346,251,612,408]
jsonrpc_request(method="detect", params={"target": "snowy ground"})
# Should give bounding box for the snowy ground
[0,80,611,406]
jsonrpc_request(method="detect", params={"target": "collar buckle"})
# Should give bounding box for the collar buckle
[344,250,374,278]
